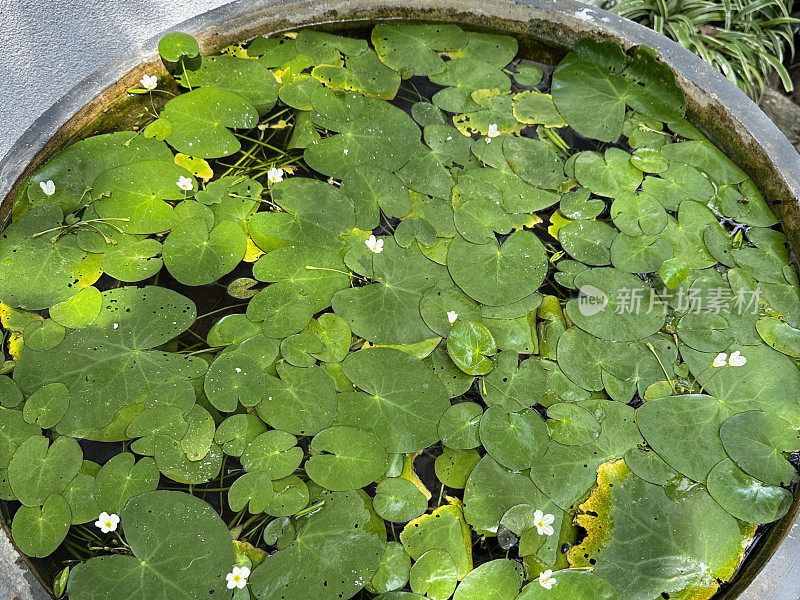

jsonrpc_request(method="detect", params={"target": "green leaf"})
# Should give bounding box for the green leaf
[452,559,523,600]
[49,286,102,329]
[719,410,800,486]
[434,447,481,489]
[67,491,234,600]
[481,352,546,412]
[249,490,384,600]
[98,239,164,282]
[559,220,616,266]
[257,363,336,436]
[163,219,246,285]
[400,502,472,579]
[574,149,643,198]
[546,402,601,446]
[409,549,458,600]
[339,347,451,453]
[371,541,411,594]
[447,230,547,306]
[372,24,467,77]
[14,286,206,439]
[158,32,200,61]
[438,402,482,450]
[707,458,792,523]
[204,352,265,412]
[479,407,548,470]
[447,321,497,375]
[8,435,82,506]
[94,452,159,514]
[636,394,731,482]
[181,55,278,113]
[306,426,388,490]
[373,477,429,522]
[161,87,259,158]
[12,495,71,558]
[570,461,748,600]
[22,382,69,429]
[241,430,303,478]
[340,165,410,230]
[502,136,566,190]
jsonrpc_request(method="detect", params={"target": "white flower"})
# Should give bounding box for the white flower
[226,566,250,590]
[485,123,500,142]
[538,569,557,590]
[95,512,120,533]
[447,310,458,324]
[140,74,157,90]
[39,180,56,196]
[728,350,747,367]
[534,509,555,536]
[712,352,728,368]
[176,176,193,191]
[267,167,284,184]
[365,234,384,254]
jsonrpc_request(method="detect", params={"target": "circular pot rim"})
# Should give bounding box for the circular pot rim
[1,1,799,598]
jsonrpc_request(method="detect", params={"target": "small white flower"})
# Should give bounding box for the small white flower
[538,569,557,590]
[447,310,458,324]
[39,180,56,196]
[712,352,728,368]
[728,350,747,367]
[95,512,120,533]
[226,566,250,590]
[365,234,384,254]
[267,167,284,184]
[343,149,349,155]
[176,176,193,191]
[486,123,500,138]
[534,509,555,536]
[140,74,158,90]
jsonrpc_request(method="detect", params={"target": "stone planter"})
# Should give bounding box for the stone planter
[1,1,798,598]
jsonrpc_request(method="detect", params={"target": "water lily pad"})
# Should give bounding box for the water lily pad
[24,318,65,351]
[546,402,601,446]
[575,148,643,198]
[99,239,164,282]
[559,220,615,266]
[481,352,546,412]
[204,352,265,412]
[409,549,459,600]
[22,382,69,429]
[636,394,730,482]
[249,490,384,600]
[339,347,450,453]
[257,363,336,436]
[371,541,411,594]
[374,477,429,522]
[438,402,483,450]
[502,136,566,190]
[479,407,548,470]
[241,430,303,478]
[94,452,159,514]
[14,286,206,439]
[719,410,800,486]
[8,435,82,507]
[372,24,467,77]
[306,425,388,490]
[161,87,259,158]
[163,219,246,285]
[447,230,547,306]
[181,55,278,114]
[158,32,199,61]
[340,165,411,229]
[12,495,71,558]
[566,268,665,341]
[707,458,792,524]
[400,502,472,579]
[447,320,497,376]
[434,447,481,489]
[67,490,234,600]
[452,559,522,600]
[49,286,102,329]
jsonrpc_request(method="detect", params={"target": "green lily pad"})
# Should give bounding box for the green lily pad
[636,394,731,482]
[372,24,467,77]
[371,541,412,594]
[339,347,450,453]
[502,136,566,190]
[306,425,388,490]
[719,410,800,486]
[558,220,616,266]
[452,559,522,600]
[447,230,547,307]
[12,495,71,558]
[158,32,199,61]
[373,477,429,522]
[707,458,792,524]
[163,219,246,285]
[98,239,164,282]
[434,447,481,489]
[249,490,384,600]
[546,402,601,446]
[22,382,69,429]
[8,435,82,506]
[340,165,411,229]
[24,318,66,351]
[447,321,497,376]
[479,407,548,470]
[94,452,159,514]
[400,502,472,579]
[14,286,206,439]
[214,413,267,457]
[566,268,665,341]
[257,363,336,435]
[481,352,546,412]
[49,286,102,329]
[161,87,259,158]
[575,148,643,198]
[241,430,303,478]
[204,352,265,412]
[181,55,278,114]
[409,549,459,600]
[516,570,618,600]
[438,402,483,450]
[67,490,234,599]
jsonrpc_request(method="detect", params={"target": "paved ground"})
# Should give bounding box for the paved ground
[0,531,50,600]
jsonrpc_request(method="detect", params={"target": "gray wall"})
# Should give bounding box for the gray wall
[0,0,232,162]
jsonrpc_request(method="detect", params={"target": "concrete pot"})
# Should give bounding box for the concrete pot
[1,1,798,598]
